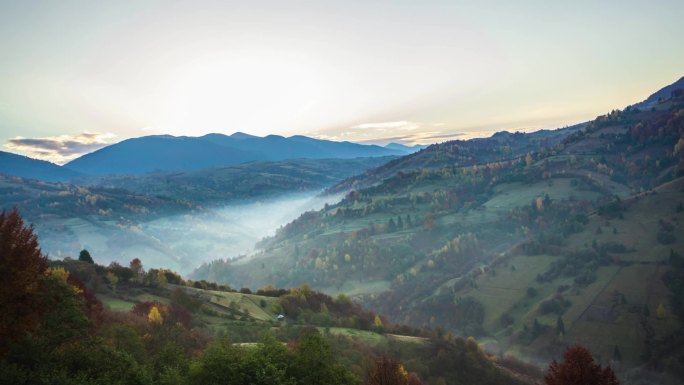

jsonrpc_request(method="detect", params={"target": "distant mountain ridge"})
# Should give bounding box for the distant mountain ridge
[65,133,404,175]
[0,150,82,182]
[633,75,684,109]
[383,142,427,154]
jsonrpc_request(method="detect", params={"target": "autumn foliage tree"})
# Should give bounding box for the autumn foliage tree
[0,208,48,355]
[365,355,424,385]
[544,345,619,385]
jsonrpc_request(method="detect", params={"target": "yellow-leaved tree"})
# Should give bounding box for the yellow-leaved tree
[48,267,69,282]
[148,305,163,324]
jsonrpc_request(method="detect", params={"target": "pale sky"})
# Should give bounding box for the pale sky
[1,0,682,164]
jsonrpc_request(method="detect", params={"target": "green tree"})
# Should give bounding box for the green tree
[130,257,144,282]
[291,330,359,385]
[78,249,94,263]
[612,346,621,362]
[106,271,119,293]
[556,316,565,336]
[34,273,90,349]
[387,218,397,232]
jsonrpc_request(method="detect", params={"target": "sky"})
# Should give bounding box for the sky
[1,0,682,164]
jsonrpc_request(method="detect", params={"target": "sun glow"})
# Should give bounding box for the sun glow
[159,51,329,136]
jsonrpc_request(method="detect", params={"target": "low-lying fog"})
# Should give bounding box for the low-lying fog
[36,192,343,274]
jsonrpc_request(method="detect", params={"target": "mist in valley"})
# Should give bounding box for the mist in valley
[35,191,343,274]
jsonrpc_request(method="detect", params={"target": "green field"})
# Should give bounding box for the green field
[100,295,136,311]
[485,178,602,212]
[181,286,280,321]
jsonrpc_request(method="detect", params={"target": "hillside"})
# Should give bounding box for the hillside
[193,91,684,382]
[1,226,535,385]
[326,124,584,194]
[81,157,395,204]
[633,76,684,109]
[0,150,82,182]
[65,133,403,175]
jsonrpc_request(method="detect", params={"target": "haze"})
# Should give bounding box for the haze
[34,192,341,273]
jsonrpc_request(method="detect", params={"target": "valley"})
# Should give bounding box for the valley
[2,3,683,384]
[0,157,386,272]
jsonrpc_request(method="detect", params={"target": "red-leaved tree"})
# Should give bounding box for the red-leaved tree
[0,208,48,355]
[545,345,619,385]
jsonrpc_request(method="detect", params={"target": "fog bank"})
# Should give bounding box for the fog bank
[35,191,342,274]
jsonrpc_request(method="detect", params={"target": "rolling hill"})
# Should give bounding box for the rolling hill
[65,133,403,175]
[82,157,396,204]
[633,76,684,109]
[0,150,82,182]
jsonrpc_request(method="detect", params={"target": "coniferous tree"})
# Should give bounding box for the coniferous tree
[556,316,565,336]
[78,249,94,263]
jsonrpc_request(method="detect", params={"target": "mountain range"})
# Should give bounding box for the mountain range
[64,133,406,176]
[1,133,416,180]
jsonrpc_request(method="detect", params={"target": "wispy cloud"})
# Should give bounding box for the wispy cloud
[4,132,116,164]
[313,120,457,145]
[351,120,421,131]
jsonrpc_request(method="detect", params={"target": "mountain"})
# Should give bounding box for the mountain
[202,133,402,160]
[65,135,264,175]
[193,89,684,378]
[0,150,82,182]
[633,76,684,109]
[66,133,403,175]
[384,142,427,154]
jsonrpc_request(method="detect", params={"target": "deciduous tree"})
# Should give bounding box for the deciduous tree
[544,345,619,385]
[366,355,424,385]
[148,306,164,324]
[0,209,48,355]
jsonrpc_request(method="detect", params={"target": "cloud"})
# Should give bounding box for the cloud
[314,119,470,146]
[313,120,427,144]
[351,120,420,131]
[419,132,466,140]
[4,132,116,164]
